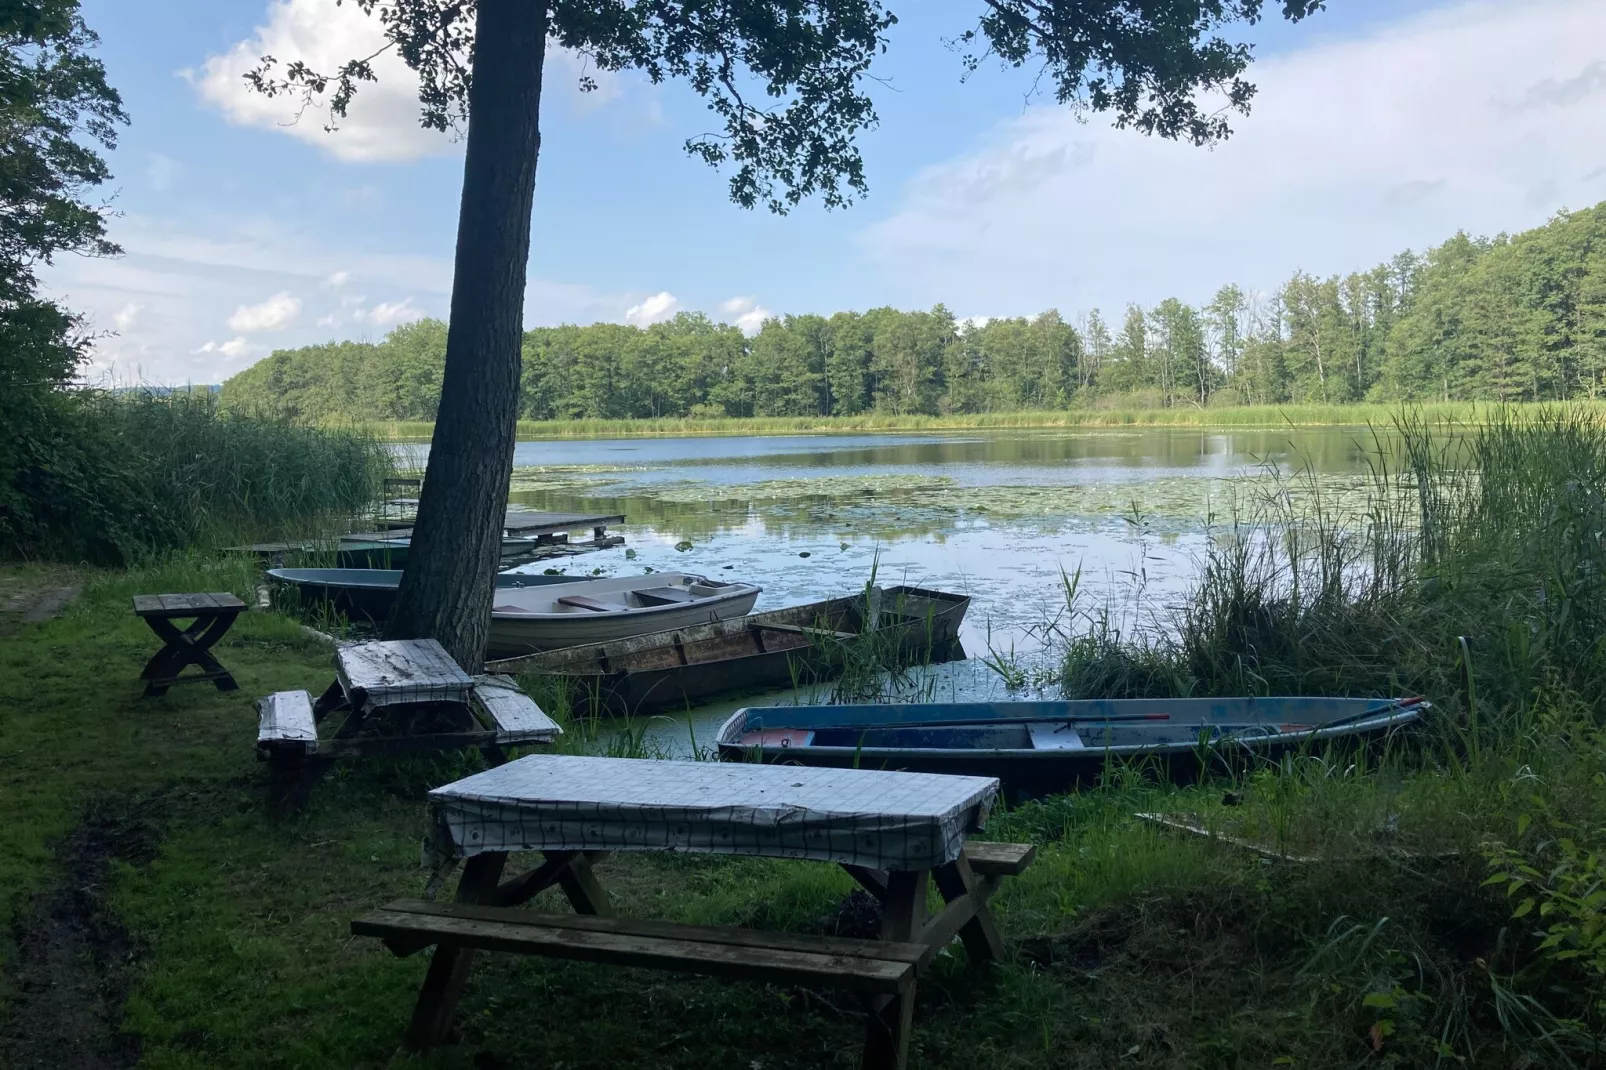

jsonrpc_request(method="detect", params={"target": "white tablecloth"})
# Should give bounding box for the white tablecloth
[424,754,999,872]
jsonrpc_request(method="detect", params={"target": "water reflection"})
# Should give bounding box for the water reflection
[470,427,1409,752]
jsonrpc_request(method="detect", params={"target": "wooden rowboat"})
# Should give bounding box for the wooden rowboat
[487,572,762,657]
[266,568,587,622]
[716,696,1428,795]
[485,585,970,716]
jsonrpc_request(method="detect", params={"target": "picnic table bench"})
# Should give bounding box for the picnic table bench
[255,639,560,810]
[132,593,245,697]
[351,755,1034,1068]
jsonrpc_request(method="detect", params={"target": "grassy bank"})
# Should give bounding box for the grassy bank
[363,401,1582,441]
[3,409,1604,1066]
[1,558,1575,1068]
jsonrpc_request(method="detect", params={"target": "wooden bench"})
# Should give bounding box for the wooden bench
[964,841,1036,876]
[132,593,245,697]
[353,899,932,1068]
[257,690,319,755]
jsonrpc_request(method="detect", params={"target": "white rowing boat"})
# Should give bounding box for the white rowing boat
[487,572,762,656]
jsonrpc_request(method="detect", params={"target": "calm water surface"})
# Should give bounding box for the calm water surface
[399,427,1393,750]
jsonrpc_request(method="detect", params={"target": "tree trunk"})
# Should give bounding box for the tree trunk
[388,0,548,671]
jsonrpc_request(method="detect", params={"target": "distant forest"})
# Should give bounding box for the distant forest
[221,203,1606,421]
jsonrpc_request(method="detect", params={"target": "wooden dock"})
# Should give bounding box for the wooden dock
[232,510,625,566]
[344,509,625,545]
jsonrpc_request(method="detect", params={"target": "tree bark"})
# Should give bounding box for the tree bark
[388,0,547,671]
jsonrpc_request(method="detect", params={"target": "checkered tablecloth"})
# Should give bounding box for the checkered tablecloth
[423,754,999,872]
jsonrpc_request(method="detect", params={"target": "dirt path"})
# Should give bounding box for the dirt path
[2,798,162,1070]
[0,568,82,637]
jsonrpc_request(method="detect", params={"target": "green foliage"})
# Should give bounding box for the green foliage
[1485,801,1606,1024]
[1060,408,1606,739]
[222,204,1606,423]
[0,391,392,563]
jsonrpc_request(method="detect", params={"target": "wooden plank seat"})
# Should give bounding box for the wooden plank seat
[557,594,620,612]
[964,841,1036,877]
[257,690,319,756]
[470,674,561,745]
[353,899,931,1067]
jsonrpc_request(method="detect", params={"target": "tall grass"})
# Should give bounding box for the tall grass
[1051,406,1606,1051]
[2,391,392,563]
[359,401,1576,441]
[1061,407,1606,735]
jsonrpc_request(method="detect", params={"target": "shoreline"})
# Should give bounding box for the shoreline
[356,401,1576,442]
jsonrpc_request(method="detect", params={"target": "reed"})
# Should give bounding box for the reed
[3,390,393,563]
[1060,405,1606,740]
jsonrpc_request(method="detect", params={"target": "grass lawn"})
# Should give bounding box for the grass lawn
[0,557,1593,1069]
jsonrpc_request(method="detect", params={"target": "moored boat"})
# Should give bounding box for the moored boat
[485,585,970,715]
[716,696,1428,795]
[267,568,588,622]
[334,535,543,569]
[488,572,762,656]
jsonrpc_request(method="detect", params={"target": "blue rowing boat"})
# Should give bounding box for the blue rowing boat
[715,696,1428,794]
[266,568,587,622]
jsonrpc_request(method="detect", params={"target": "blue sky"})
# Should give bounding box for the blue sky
[50,0,1606,384]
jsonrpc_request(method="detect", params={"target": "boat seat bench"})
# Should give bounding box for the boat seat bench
[354,899,931,1067]
[556,594,621,612]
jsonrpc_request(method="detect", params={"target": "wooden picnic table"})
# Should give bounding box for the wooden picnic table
[255,639,560,810]
[132,593,245,697]
[353,755,1034,1067]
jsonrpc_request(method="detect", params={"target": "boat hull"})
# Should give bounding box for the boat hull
[267,568,585,621]
[486,586,970,715]
[486,574,762,656]
[715,697,1427,797]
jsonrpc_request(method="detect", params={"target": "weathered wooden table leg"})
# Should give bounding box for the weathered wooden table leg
[140,611,241,696]
[932,855,1005,967]
[862,868,928,1070]
[482,850,612,909]
[404,852,508,1049]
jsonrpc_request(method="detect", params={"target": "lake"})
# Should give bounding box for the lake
[399,426,1393,749]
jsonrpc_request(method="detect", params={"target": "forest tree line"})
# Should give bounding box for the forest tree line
[220,203,1606,421]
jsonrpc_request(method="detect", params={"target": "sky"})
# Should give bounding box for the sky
[45,0,1606,385]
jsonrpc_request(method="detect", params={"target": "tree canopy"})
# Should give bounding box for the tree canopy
[248,0,1327,213]
[222,202,1606,419]
[0,0,125,392]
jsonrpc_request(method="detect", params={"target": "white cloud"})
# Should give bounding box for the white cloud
[625,291,680,327]
[40,210,663,384]
[862,0,1606,316]
[113,302,143,332]
[191,0,643,163]
[719,296,771,334]
[197,337,257,359]
[325,270,350,288]
[226,291,302,333]
[190,0,454,163]
[359,298,426,328]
